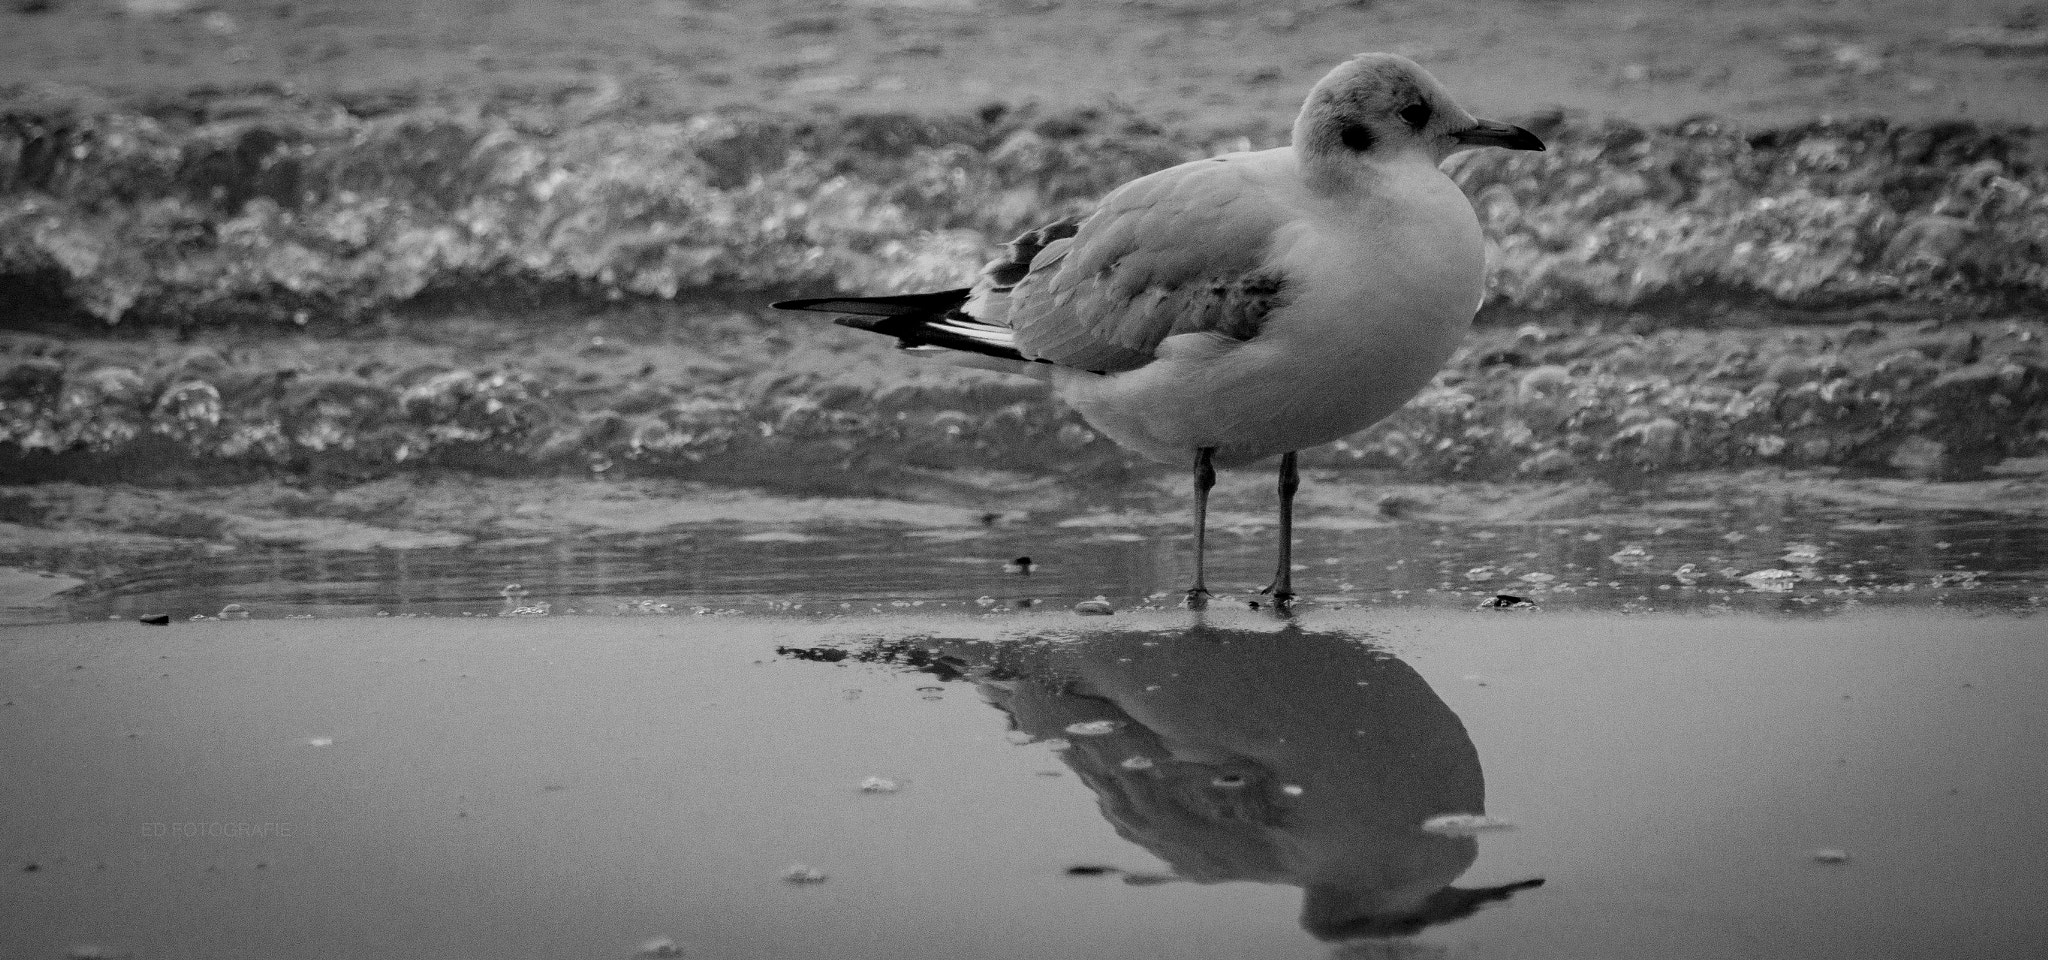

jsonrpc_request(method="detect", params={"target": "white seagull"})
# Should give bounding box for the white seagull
[775,54,1544,608]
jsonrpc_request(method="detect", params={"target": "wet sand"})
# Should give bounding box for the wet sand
[5,469,2046,628]
[4,608,2045,959]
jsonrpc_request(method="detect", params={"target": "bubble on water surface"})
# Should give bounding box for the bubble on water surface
[1782,543,1823,564]
[1742,569,1800,591]
[858,777,901,793]
[1089,533,1147,543]
[217,603,249,620]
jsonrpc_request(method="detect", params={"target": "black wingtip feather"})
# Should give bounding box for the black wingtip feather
[774,290,1033,366]
[772,289,974,317]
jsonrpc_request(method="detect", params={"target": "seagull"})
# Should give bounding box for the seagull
[775,54,1544,609]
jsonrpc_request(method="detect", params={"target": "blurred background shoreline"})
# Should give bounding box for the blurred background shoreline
[7,0,2046,128]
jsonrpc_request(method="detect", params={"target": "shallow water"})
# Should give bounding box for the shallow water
[3,489,2046,958]
[8,503,2047,625]
[3,607,2044,960]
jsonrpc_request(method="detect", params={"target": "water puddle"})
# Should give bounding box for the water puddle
[3,608,2042,960]
[2,476,2044,958]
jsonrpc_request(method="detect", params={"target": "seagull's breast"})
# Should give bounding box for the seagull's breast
[1055,164,1486,466]
[1275,164,1486,370]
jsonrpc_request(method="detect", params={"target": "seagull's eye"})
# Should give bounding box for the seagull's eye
[1399,103,1432,131]
[1338,124,1376,151]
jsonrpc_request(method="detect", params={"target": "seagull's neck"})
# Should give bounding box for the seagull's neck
[1297,148,1445,201]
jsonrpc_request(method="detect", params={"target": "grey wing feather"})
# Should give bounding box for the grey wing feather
[983,214,1085,290]
[980,155,1296,373]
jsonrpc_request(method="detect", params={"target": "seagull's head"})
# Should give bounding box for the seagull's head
[1292,53,1544,176]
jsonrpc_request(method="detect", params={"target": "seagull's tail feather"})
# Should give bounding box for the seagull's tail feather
[772,289,973,319]
[772,290,1035,367]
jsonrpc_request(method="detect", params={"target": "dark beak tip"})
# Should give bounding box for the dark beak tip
[1503,124,1547,152]
[1458,120,1546,152]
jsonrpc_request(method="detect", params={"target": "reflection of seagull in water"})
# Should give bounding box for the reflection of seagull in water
[776,54,1543,608]
[903,623,1544,942]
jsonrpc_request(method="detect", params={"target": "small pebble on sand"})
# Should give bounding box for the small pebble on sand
[635,937,686,958]
[780,863,828,884]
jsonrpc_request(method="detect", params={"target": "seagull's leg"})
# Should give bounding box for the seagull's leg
[1186,446,1218,609]
[1261,451,1299,607]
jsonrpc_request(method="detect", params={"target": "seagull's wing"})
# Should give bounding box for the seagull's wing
[989,154,1296,374]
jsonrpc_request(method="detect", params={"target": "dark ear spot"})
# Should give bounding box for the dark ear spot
[1399,102,1432,131]
[1339,124,1376,151]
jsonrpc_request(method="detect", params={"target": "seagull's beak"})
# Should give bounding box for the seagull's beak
[1452,119,1546,151]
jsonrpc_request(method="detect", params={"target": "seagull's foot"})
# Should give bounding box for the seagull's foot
[1184,586,1212,611]
[1256,583,1297,611]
